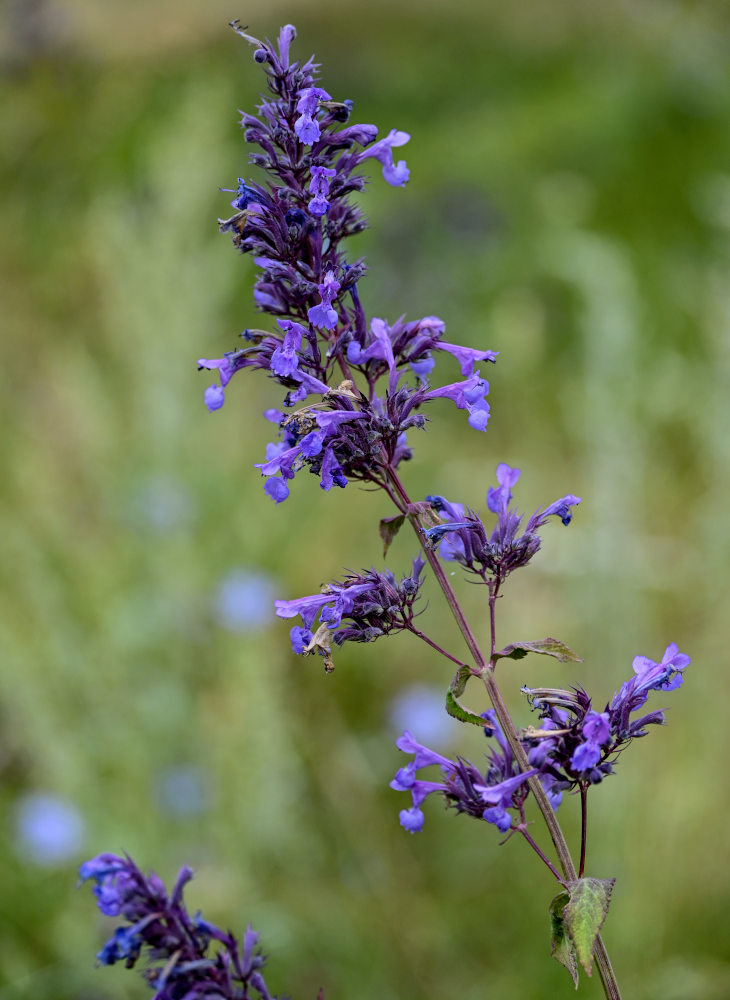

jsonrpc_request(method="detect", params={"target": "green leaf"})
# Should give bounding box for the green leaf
[445,690,485,726]
[495,637,583,663]
[445,665,484,726]
[379,515,405,558]
[563,878,615,977]
[550,891,579,989]
[449,664,472,697]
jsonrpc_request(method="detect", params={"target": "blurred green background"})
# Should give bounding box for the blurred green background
[2,1,729,997]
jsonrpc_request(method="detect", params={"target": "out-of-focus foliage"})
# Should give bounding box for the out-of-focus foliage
[1,1,729,998]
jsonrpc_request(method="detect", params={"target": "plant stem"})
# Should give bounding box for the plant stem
[407,626,468,668]
[579,784,588,879]
[385,466,622,1000]
[518,827,564,883]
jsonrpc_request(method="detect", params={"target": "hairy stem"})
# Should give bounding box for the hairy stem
[385,465,622,1000]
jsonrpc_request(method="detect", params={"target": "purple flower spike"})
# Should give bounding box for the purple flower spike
[80,851,280,998]
[357,129,411,186]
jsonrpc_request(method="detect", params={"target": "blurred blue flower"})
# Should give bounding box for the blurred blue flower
[14,792,85,866]
[214,569,277,632]
[388,684,457,746]
[155,764,209,817]
[131,475,194,534]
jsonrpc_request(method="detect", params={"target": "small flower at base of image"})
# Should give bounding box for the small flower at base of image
[214,568,278,632]
[388,684,459,747]
[14,793,85,866]
[79,852,295,998]
[155,764,209,818]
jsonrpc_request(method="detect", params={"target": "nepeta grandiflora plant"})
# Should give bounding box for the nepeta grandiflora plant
[81,24,690,1000]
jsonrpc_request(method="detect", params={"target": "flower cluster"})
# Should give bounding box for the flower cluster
[79,853,281,999]
[391,713,538,835]
[275,556,426,671]
[424,463,581,582]
[391,644,689,834]
[522,643,690,787]
[197,25,498,504]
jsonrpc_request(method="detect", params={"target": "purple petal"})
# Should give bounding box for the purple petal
[399,806,425,834]
[264,478,290,504]
[482,805,512,833]
[204,384,225,411]
[571,741,602,771]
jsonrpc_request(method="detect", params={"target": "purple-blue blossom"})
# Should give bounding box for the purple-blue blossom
[356,128,411,186]
[295,85,331,144]
[487,463,521,514]
[270,320,306,377]
[391,714,537,835]
[422,371,491,430]
[276,558,426,668]
[522,643,690,786]
[425,465,580,582]
[309,165,337,216]
[307,270,341,329]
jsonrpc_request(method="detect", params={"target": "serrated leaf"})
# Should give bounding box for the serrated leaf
[379,514,405,558]
[563,878,615,977]
[550,891,579,989]
[495,637,583,664]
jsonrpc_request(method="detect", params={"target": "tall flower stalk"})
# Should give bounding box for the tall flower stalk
[82,22,689,999]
